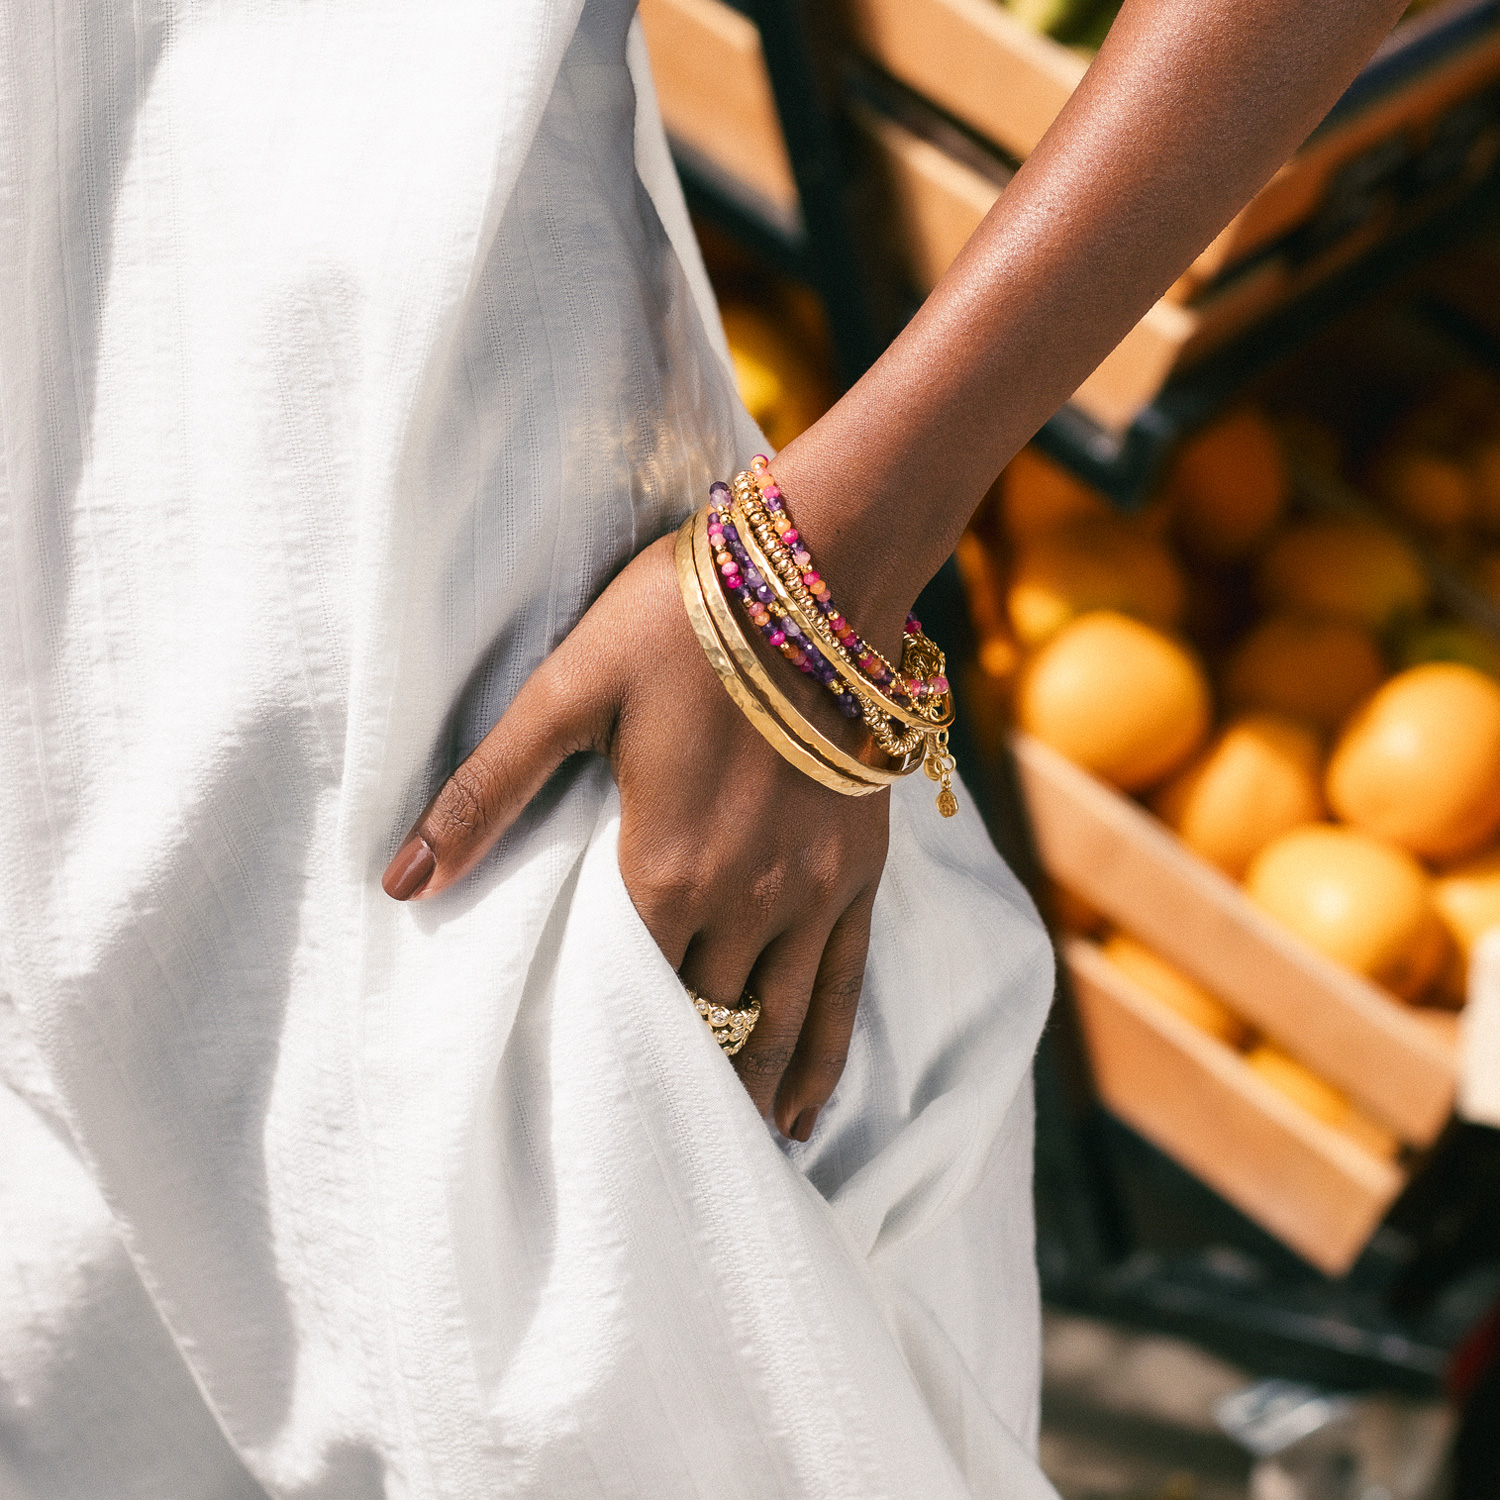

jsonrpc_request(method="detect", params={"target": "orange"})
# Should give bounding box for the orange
[1153,713,1324,878]
[1376,448,1473,533]
[1167,408,1288,559]
[1434,847,1500,963]
[1006,515,1186,647]
[1470,438,1500,532]
[1000,447,1110,542]
[1258,519,1428,630]
[1102,932,1249,1046]
[1326,662,1500,862]
[1222,614,1385,734]
[1017,611,1211,790]
[1245,1045,1398,1159]
[1244,824,1449,1000]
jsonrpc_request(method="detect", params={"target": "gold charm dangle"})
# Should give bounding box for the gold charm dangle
[925,729,959,817]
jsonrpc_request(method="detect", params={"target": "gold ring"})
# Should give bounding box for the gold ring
[685,985,761,1056]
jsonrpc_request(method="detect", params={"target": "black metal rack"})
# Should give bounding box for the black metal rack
[667,0,1500,1401]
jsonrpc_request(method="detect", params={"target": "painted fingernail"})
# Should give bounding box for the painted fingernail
[791,1107,819,1143]
[383,836,436,901]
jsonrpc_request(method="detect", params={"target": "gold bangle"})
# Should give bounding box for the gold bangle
[674,514,880,796]
[690,516,907,787]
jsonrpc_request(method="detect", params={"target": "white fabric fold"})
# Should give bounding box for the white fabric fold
[0,0,1057,1493]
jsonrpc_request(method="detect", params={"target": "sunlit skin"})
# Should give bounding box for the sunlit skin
[384,0,1408,1141]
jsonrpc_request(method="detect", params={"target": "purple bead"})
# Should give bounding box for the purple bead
[755,585,772,603]
[710,481,731,499]
[745,568,764,589]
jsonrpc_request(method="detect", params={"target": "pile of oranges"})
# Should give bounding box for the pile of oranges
[960,406,1500,1147]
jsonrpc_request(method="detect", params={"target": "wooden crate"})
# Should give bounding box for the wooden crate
[638,0,798,224]
[643,0,1500,431]
[1066,936,1406,1276]
[856,102,1196,431]
[848,0,1500,286]
[1012,731,1458,1147]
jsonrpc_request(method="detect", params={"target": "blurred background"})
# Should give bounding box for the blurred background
[639,0,1500,1493]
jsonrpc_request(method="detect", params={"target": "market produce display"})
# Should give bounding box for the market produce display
[960,401,1500,1159]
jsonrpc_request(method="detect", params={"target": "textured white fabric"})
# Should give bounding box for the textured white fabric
[0,0,1056,1495]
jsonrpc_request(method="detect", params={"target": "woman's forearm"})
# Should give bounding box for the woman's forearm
[773,0,1409,644]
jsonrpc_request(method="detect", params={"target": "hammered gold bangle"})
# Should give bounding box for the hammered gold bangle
[674,515,881,796]
[689,517,909,788]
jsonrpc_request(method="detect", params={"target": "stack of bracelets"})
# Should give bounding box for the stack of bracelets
[675,456,959,817]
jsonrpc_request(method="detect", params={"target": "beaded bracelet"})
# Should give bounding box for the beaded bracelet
[731,465,953,734]
[684,465,960,818]
[744,456,949,714]
[723,466,958,815]
[706,488,861,720]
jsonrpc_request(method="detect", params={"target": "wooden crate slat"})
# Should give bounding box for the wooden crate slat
[639,0,799,218]
[849,0,1086,161]
[1015,732,1457,1144]
[1068,938,1406,1276]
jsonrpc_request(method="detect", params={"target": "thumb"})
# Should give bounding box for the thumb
[382,642,616,901]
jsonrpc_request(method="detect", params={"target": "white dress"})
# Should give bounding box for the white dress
[0,0,1056,1493]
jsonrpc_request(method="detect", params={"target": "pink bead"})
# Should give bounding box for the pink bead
[802,571,819,585]
[793,550,812,568]
[763,484,781,499]
[932,674,949,694]
[720,562,738,579]
[769,629,786,646]
[782,529,798,545]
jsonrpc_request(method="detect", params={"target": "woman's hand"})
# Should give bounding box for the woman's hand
[381,531,891,1141]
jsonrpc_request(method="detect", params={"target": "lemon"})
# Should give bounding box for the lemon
[1244,824,1448,1000]
[1102,932,1249,1046]
[1167,407,1288,559]
[1007,516,1186,647]
[1223,614,1385,734]
[1000,447,1111,542]
[1326,662,1500,862]
[1258,519,1428,630]
[1245,1044,1398,1159]
[1153,713,1324,878]
[1016,610,1211,790]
